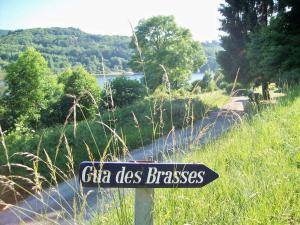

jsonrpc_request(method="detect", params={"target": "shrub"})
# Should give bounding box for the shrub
[58,66,101,121]
[101,77,146,109]
[200,70,213,91]
[225,82,243,94]
[191,79,202,92]
[0,96,8,129]
[206,80,218,92]
[190,71,218,93]
[214,70,225,88]
[219,81,229,89]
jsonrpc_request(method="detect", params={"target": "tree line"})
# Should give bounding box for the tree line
[217,0,300,99]
[0,27,133,74]
[0,27,221,76]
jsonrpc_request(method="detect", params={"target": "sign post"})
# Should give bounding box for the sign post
[134,188,154,225]
[79,161,219,225]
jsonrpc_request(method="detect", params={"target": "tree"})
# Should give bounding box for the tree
[3,48,53,129]
[129,16,206,90]
[0,27,133,74]
[217,0,277,99]
[247,0,300,89]
[101,77,146,109]
[217,1,255,85]
[40,75,64,127]
[59,66,101,121]
[199,41,222,73]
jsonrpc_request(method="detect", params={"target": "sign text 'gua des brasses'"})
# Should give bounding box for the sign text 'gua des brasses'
[79,161,219,188]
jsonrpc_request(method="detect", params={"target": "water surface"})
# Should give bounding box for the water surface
[96,73,204,87]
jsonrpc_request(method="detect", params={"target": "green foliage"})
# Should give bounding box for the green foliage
[247,10,300,85]
[57,67,72,84]
[0,96,6,124]
[0,91,230,181]
[2,48,56,129]
[39,76,64,127]
[59,66,101,121]
[129,16,206,90]
[217,0,276,85]
[201,70,213,90]
[191,70,218,93]
[0,70,5,95]
[225,82,243,94]
[217,1,252,85]
[101,77,146,109]
[0,27,133,73]
[218,0,300,99]
[0,69,6,80]
[214,69,225,88]
[200,41,222,73]
[91,86,300,225]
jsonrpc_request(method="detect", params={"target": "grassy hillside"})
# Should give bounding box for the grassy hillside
[91,87,300,224]
[0,27,133,73]
[0,91,229,181]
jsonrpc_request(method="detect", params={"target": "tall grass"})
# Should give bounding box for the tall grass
[0,91,228,178]
[90,86,300,225]
[0,28,231,223]
[0,87,228,222]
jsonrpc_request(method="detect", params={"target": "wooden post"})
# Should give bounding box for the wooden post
[134,188,154,225]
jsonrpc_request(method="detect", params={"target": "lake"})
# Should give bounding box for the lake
[96,73,204,87]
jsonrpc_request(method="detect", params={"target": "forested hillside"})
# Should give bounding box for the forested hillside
[0,27,221,75]
[0,27,133,73]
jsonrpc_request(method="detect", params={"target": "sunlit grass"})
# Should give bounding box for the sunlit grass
[0,88,229,221]
[198,90,230,108]
[90,86,300,225]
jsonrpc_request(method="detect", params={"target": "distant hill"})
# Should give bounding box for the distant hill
[0,27,133,73]
[0,27,221,74]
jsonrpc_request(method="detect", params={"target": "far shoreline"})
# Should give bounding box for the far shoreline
[93,72,142,77]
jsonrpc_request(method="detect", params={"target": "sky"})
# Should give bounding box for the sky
[0,0,224,42]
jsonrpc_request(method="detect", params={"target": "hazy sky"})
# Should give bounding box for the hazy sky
[0,0,224,42]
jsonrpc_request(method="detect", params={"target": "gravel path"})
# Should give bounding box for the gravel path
[0,96,248,225]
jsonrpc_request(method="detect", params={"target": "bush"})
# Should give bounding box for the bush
[190,71,218,93]
[101,77,146,109]
[214,70,225,88]
[200,70,213,91]
[225,82,243,94]
[0,96,8,129]
[219,81,229,90]
[57,66,101,121]
[191,80,202,92]
[206,80,218,92]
